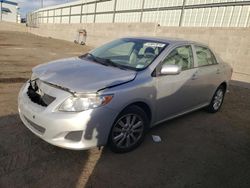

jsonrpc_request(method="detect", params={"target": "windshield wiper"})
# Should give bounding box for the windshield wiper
[86,53,97,60]
[83,53,128,70]
[101,58,129,70]
[84,53,109,66]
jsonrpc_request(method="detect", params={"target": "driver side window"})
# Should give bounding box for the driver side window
[162,45,194,71]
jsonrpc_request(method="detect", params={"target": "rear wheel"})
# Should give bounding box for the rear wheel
[206,85,226,113]
[109,105,148,153]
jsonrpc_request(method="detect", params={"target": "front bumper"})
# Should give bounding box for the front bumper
[18,81,117,150]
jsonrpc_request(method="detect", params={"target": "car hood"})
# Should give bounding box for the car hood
[32,57,136,93]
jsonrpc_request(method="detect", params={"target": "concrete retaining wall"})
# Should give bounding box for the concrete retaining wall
[0,22,27,32]
[27,23,250,83]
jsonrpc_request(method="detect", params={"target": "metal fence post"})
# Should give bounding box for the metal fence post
[112,0,117,23]
[69,6,72,24]
[94,1,97,23]
[179,0,186,27]
[247,12,250,27]
[60,8,62,24]
[53,9,55,23]
[140,0,145,22]
[80,3,83,23]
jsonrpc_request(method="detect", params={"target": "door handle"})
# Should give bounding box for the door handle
[216,69,221,74]
[191,73,198,80]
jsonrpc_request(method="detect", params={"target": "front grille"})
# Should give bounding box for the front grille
[24,116,46,134]
[27,81,55,107]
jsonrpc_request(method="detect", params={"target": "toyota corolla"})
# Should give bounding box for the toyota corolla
[18,37,232,153]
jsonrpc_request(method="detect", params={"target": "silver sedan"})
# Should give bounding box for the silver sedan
[18,37,232,153]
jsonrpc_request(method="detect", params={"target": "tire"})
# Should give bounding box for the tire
[206,85,226,113]
[109,105,149,153]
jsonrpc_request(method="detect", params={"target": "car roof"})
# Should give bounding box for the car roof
[122,36,207,47]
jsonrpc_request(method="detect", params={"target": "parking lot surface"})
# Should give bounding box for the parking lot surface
[0,31,250,188]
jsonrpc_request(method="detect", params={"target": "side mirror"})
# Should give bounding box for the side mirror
[160,64,181,75]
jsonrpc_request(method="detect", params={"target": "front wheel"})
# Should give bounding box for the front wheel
[206,85,226,113]
[109,105,148,153]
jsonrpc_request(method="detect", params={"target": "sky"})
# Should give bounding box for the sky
[17,0,74,17]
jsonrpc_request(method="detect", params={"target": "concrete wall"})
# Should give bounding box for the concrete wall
[0,22,26,32]
[29,23,250,83]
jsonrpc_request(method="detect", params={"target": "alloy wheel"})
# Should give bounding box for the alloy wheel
[111,114,144,149]
[213,88,224,110]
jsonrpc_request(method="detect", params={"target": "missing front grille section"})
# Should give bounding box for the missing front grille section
[27,83,56,107]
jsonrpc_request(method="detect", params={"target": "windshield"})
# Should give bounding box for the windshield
[81,38,168,71]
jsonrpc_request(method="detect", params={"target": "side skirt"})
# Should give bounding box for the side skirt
[151,103,209,127]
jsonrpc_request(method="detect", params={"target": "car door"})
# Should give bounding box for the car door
[155,44,200,122]
[192,45,222,104]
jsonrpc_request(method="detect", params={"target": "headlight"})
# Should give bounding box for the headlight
[59,94,113,112]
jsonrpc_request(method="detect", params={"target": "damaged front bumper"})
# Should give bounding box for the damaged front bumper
[18,81,117,150]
